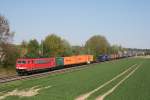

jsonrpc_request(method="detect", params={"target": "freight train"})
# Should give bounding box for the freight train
[16,55,93,75]
[16,53,133,75]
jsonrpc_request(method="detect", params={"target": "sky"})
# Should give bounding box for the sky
[0,0,150,49]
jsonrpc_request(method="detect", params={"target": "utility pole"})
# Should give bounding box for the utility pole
[41,39,43,56]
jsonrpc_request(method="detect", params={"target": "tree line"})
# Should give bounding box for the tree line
[20,34,124,59]
[1,15,150,68]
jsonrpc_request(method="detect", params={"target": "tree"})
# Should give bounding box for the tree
[0,15,15,66]
[26,39,39,58]
[61,39,72,56]
[21,40,27,48]
[19,40,28,57]
[85,35,110,58]
[0,15,14,44]
[110,45,123,54]
[43,34,64,57]
[71,46,86,55]
[2,44,20,66]
[71,46,81,55]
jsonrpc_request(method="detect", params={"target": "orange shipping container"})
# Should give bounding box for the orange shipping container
[63,56,76,65]
[63,55,93,65]
[76,55,87,64]
[87,55,94,62]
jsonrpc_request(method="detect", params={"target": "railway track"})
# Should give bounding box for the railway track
[0,62,99,84]
[0,75,20,83]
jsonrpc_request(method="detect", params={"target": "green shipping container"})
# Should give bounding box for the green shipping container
[56,57,64,66]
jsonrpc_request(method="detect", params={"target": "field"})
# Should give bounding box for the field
[0,58,150,100]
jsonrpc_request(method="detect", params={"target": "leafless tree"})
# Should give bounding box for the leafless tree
[0,15,15,65]
[0,15,14,43]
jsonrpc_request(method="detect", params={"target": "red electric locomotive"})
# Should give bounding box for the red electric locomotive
[16,58,56,75]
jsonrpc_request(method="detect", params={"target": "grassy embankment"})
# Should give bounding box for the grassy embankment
[0,58,149,100]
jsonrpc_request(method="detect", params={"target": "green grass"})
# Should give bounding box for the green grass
[105,59,150,100]
[87,62,139,100]
[0,58,149,100]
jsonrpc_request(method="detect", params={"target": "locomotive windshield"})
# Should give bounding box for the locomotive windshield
[17,60,26,64]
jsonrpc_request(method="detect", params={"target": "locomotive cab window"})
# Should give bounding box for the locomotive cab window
[22,61,26,64]
[17,60,26,64]
[17,61,21,64]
